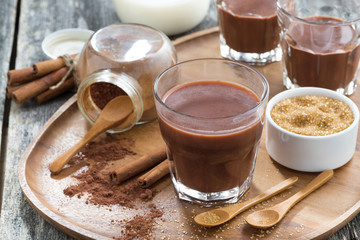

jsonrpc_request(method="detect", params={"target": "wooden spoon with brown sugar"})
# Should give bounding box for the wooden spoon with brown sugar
[246,170,334,229]
[194,176,298,227]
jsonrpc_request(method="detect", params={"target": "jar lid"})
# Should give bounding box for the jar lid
[42,28,94,59]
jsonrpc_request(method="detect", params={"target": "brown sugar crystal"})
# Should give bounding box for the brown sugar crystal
[202,212,221,224]
[270,96,354,136]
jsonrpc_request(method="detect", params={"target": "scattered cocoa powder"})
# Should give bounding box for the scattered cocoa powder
[115,204,164,240]
[69,133,135,165]
[62,133,165,239]
[63,133,156,208]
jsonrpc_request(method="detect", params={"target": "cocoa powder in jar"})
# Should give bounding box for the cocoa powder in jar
[76,24,177,123]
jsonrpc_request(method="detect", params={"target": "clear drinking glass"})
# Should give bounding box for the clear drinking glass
[153,58,269,206]
[277,0,360,95]
[217,0,282,65]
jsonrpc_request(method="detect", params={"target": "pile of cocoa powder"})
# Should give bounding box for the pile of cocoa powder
[62,133,164,238]
[115,203,164,240]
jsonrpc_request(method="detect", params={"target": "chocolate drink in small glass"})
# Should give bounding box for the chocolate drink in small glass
[158,81,264,193]
[217,0,281,65]
[282,16,360,92]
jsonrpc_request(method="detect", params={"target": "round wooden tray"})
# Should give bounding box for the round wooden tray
[18,27,360,239]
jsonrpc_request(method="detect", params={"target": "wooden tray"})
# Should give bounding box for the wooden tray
[18,27,360,240]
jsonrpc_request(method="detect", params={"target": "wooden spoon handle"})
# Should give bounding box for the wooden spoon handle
[274,170,334,212]
[226,176,298,217]
[49,121,113,174]
[49,109,133,174]
[49,137,89,173]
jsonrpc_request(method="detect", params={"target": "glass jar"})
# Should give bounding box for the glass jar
[76,24,177,133]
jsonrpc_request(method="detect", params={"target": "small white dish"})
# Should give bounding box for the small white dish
[42,28,94,59]
[112,0,210,36]
[265,87,359,172]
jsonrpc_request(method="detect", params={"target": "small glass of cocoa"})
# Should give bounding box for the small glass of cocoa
[216,0,282,65]
[154,58,269,206]
[277,0,360,95]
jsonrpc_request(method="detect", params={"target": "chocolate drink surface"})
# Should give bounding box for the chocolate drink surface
[218,0,279,53]
[158,81,263,193]
[283,16,360,90]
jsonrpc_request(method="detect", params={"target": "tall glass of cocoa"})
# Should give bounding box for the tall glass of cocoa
[217,0,282,65]
[277,0,360,95]
[153,58,269,206]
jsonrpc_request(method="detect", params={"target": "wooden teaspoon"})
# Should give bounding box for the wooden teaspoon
[245,169,334,229]
[194,176,298,227]
[49,95,134,174]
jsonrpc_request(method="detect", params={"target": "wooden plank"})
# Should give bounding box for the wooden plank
[0,0,17,212]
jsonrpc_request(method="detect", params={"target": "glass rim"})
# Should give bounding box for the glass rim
[276,0,360,25]
[153,58,269,120]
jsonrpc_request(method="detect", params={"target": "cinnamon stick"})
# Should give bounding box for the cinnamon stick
[36,76,75,104]
[6,84,23,98]
[7,67,37,85]
[33,56,66,76]
[12,67,69,104]
[137,160,171,188]
[8,55,76,86]
[110,146,167,185]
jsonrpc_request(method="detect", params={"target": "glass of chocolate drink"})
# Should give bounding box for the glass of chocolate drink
[153,58,269,206]
[277,0,360,95]
[217,0,282,65]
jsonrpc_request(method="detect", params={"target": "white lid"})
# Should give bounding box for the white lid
[42,28,94,59]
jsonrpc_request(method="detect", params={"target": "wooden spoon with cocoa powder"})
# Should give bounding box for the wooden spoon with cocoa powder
[49,95,134,174]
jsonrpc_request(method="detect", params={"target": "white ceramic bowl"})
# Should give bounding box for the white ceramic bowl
[265,87,359,172]
[42,28,94,59]
[112,0,210,36]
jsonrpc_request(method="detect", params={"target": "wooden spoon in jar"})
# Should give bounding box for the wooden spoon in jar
[245,169,334,229]
[194,176,298,227]
[49,95,134,174]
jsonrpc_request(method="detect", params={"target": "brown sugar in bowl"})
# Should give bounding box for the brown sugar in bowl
[265,87,359,172]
